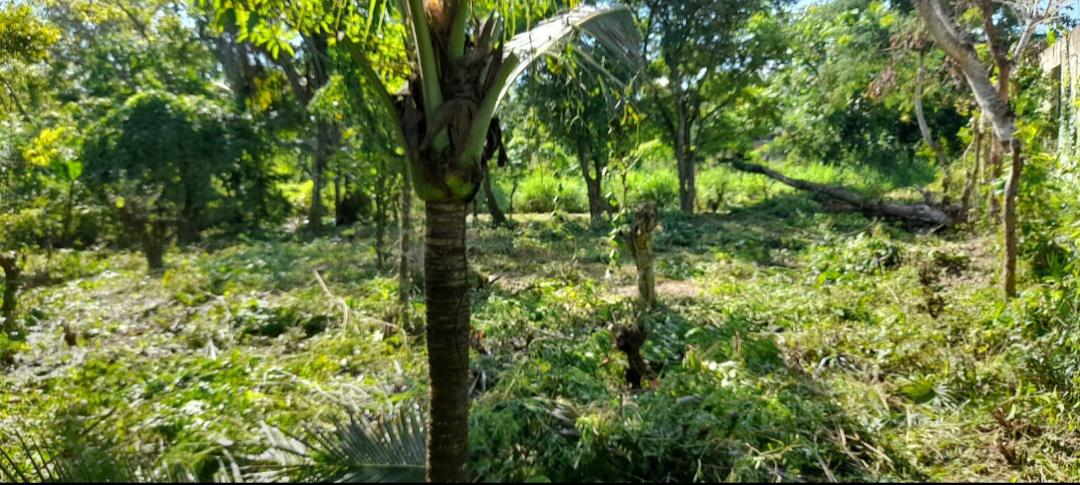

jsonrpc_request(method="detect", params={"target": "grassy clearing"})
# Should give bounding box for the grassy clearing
[1,180,1077,481]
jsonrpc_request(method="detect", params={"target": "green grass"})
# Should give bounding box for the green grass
[1,185,1078,482]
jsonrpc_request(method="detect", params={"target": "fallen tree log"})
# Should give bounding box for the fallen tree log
[727,159,956,227]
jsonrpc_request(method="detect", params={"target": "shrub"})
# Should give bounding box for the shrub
[625,170,679,211]
[513,173,587,213]
[698,167,735,213]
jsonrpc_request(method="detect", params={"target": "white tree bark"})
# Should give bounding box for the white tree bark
[916,0,1016,142]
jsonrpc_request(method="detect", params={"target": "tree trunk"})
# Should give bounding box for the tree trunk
[960,121,983,221]
[177,202,200,245]
[1003,140,1023,298]
[424,200,471,483]
[309,121,335,233]
[0,252,21,338]
[916,0,1015,140]
[915,51,952,203]
[625,204,658,308]
[399,181,413,331]
[729,160,955,226]
[143,221,166,271]
[675,120,696,214]
[333,172,342,222]
[481,164,506,227]
[576,140,607,224]
[987,141,1003,224]
[62,181,76,245]
[375,170,389,270]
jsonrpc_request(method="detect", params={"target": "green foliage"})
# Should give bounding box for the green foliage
[81,90,274,253]
[0,5,59,66]
[623,170,679,211]
[514,172,587,213]
[0,415,173,483]
[263,404,426,482]
[769,0,964,181]
[639,0,789,159]
[808,229,904,284]
[231,297,330,339]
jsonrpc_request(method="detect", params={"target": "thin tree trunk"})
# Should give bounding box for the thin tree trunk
[960,121,983,220]
[481,164,506,227]
[626,204,658,308]
[1003,140,1023,298]
[309,121,333,233]
[577,139,607,224]
[915,51,952,203]
[0,252,21,337]
[334,172,342,222]
[143,221,166,271]
[376,195,387,270]
[987,141,1003,224]
[62,181,76,245]
[675,117,696,214]
[399,180,412,331]
[424,200,471,483]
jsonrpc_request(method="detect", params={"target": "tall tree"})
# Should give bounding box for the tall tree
[639,0,786,213]
[207,0,641,480]
[81,92,244,269]
[916,0,1063,298]
[522,50,637,224]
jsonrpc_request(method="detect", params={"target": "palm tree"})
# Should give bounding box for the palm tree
[206,0,641,480]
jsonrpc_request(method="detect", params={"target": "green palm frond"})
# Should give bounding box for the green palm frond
[262,404,427,483]
[0,428,143,483]
[495,3,643,111]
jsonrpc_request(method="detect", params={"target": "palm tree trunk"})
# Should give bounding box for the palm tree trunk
[1003,140,1023,298]
[424,200,471,482]
[629,205,658,308]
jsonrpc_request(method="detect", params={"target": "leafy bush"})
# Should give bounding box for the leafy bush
[698,166,735,212]
[231,297,329,339]
[513,173,587,213]
[624,170,679,211]
[807,229,903,284]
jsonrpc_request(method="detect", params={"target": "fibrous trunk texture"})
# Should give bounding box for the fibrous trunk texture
[424,200,471,482]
